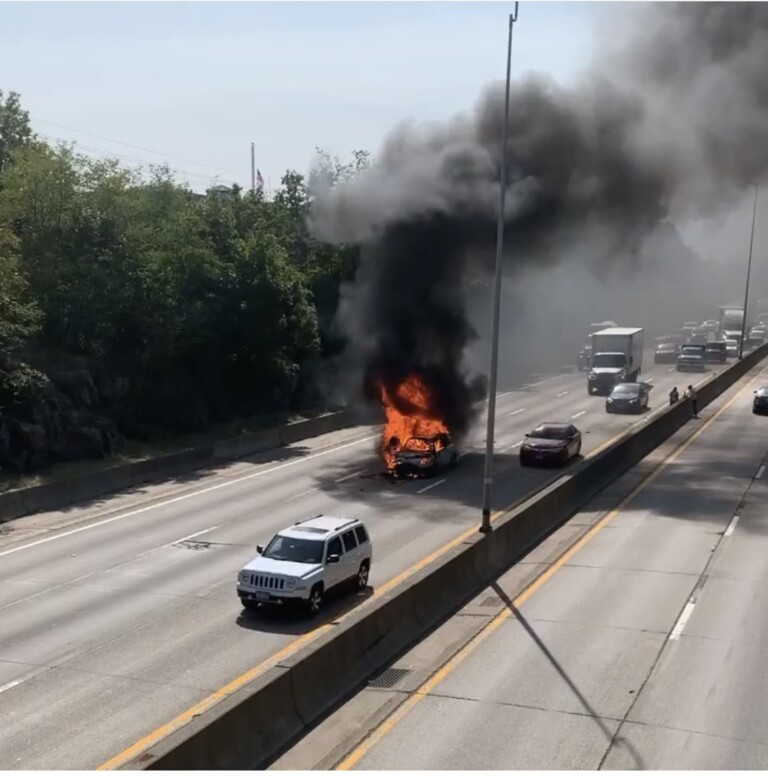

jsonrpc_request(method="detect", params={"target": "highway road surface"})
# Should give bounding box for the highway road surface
[272,358,768,771]
[0,352,727,769]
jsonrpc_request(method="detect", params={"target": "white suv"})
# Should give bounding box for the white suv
[237,514,373,616]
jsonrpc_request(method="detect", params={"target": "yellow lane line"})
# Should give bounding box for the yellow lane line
[335,364,766,770]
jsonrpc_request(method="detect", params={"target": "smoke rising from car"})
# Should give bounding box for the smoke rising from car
[309,2,768,433]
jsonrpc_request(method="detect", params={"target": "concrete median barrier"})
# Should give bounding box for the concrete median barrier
[124,344,768,771]
[139,667,303,771]
[0,409,361,523]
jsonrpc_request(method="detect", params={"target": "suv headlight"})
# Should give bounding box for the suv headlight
[285,578,297,590]
[588,373,596,380]
[238,571,248,583]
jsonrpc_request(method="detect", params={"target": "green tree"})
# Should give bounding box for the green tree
[0,227,41,357]
[0,90,33,179]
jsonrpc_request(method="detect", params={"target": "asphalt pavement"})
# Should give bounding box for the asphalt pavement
[0,353,723,769]
[277,358,768,771]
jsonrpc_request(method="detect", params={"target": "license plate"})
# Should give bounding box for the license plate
[255,592,270,601]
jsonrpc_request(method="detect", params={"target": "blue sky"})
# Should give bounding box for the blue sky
[0,1,604,193]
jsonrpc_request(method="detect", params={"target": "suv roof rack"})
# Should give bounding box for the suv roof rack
[294,513,324,526]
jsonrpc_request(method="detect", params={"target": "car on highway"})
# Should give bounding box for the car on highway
[654,342,679,364]
[724,338,739,358]
[747,326,766,347]
[754,387,768,415]
[237,515,372,616]
[519,423,582,467]
[392,433,458,478]
[702,319,719,332]
[606,382,650,413]
[704,341,727,364]
[682,321,699,334]
[677,344,707,372]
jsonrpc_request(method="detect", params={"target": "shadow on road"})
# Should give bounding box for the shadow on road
[491,582,646,770]
[234,584,374,635]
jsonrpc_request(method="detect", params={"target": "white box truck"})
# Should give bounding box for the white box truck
[587,327,645,395]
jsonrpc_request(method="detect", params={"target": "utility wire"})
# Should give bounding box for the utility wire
[38,132,239,188]
[32,116,243,177]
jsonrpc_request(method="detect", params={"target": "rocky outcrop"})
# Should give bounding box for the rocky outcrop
[0,361,123,475]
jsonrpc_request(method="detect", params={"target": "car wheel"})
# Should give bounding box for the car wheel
[306,585,324,617]
[356,561,370,590]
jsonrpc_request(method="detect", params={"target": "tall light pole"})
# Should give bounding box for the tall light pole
[480,3,519,535]
[739,184,759,360]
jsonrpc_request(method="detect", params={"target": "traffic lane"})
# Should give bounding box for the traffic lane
[338,363,766,770]
[603,431,768,766]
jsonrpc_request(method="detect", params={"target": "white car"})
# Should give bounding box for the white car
[237,515,372,616]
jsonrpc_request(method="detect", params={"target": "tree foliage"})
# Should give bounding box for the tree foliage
[0,90,369,449]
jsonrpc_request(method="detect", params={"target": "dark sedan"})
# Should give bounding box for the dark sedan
[606,382,650,414]
[520,423,582,467]
[654,342,679,364]
[753,387,768,416]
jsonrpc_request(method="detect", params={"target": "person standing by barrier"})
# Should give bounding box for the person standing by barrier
[669,386,679,405]
[686,385,699,418]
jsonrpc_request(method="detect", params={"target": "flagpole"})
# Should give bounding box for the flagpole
[250,143,256,193]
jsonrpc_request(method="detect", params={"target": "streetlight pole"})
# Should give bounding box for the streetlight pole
[739,184,759,360]
[480,3,519,535]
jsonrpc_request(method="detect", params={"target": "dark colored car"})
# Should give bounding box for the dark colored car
[753,387,768,415]
[520,423,582,467]
[677,344,707,372]
[704,341,727,363]
[654,342,679,364]
[606,382,650,414]
[392,433,458,478]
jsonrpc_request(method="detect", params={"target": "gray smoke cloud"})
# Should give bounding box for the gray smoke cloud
[309,2,768,436]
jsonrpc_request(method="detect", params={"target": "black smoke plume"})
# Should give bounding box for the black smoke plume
[310,3,768,436]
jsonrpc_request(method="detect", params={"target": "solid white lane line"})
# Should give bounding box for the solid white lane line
[669,600,697,641]
[0,433,381,559]
[571,410,586,419]
[507,408,527,417]
[557,391,570,398]
[416,479,446,495]
[758,465,766,479]
[724,513,740,538]
[646,377,654,383]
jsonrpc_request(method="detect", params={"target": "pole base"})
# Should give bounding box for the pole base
[479,511,493,534]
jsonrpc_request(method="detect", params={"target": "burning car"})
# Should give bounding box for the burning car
[388,433,458,478]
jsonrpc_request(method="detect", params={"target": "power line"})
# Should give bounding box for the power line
[32,116,244,177]
[38,132,239,188]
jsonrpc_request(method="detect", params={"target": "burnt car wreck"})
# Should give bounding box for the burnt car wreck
[385,432,459,479]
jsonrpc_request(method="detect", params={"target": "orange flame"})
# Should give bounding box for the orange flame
[379,374,449,470]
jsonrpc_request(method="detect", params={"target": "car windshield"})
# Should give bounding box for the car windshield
[593,353,626,368]
[262,535,324,564]
[706,343,724,350]
[611,384,639,396]
[530,426,570,440]
[681,346,704,354]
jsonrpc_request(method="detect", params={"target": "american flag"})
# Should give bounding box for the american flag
[256,168,264,190]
